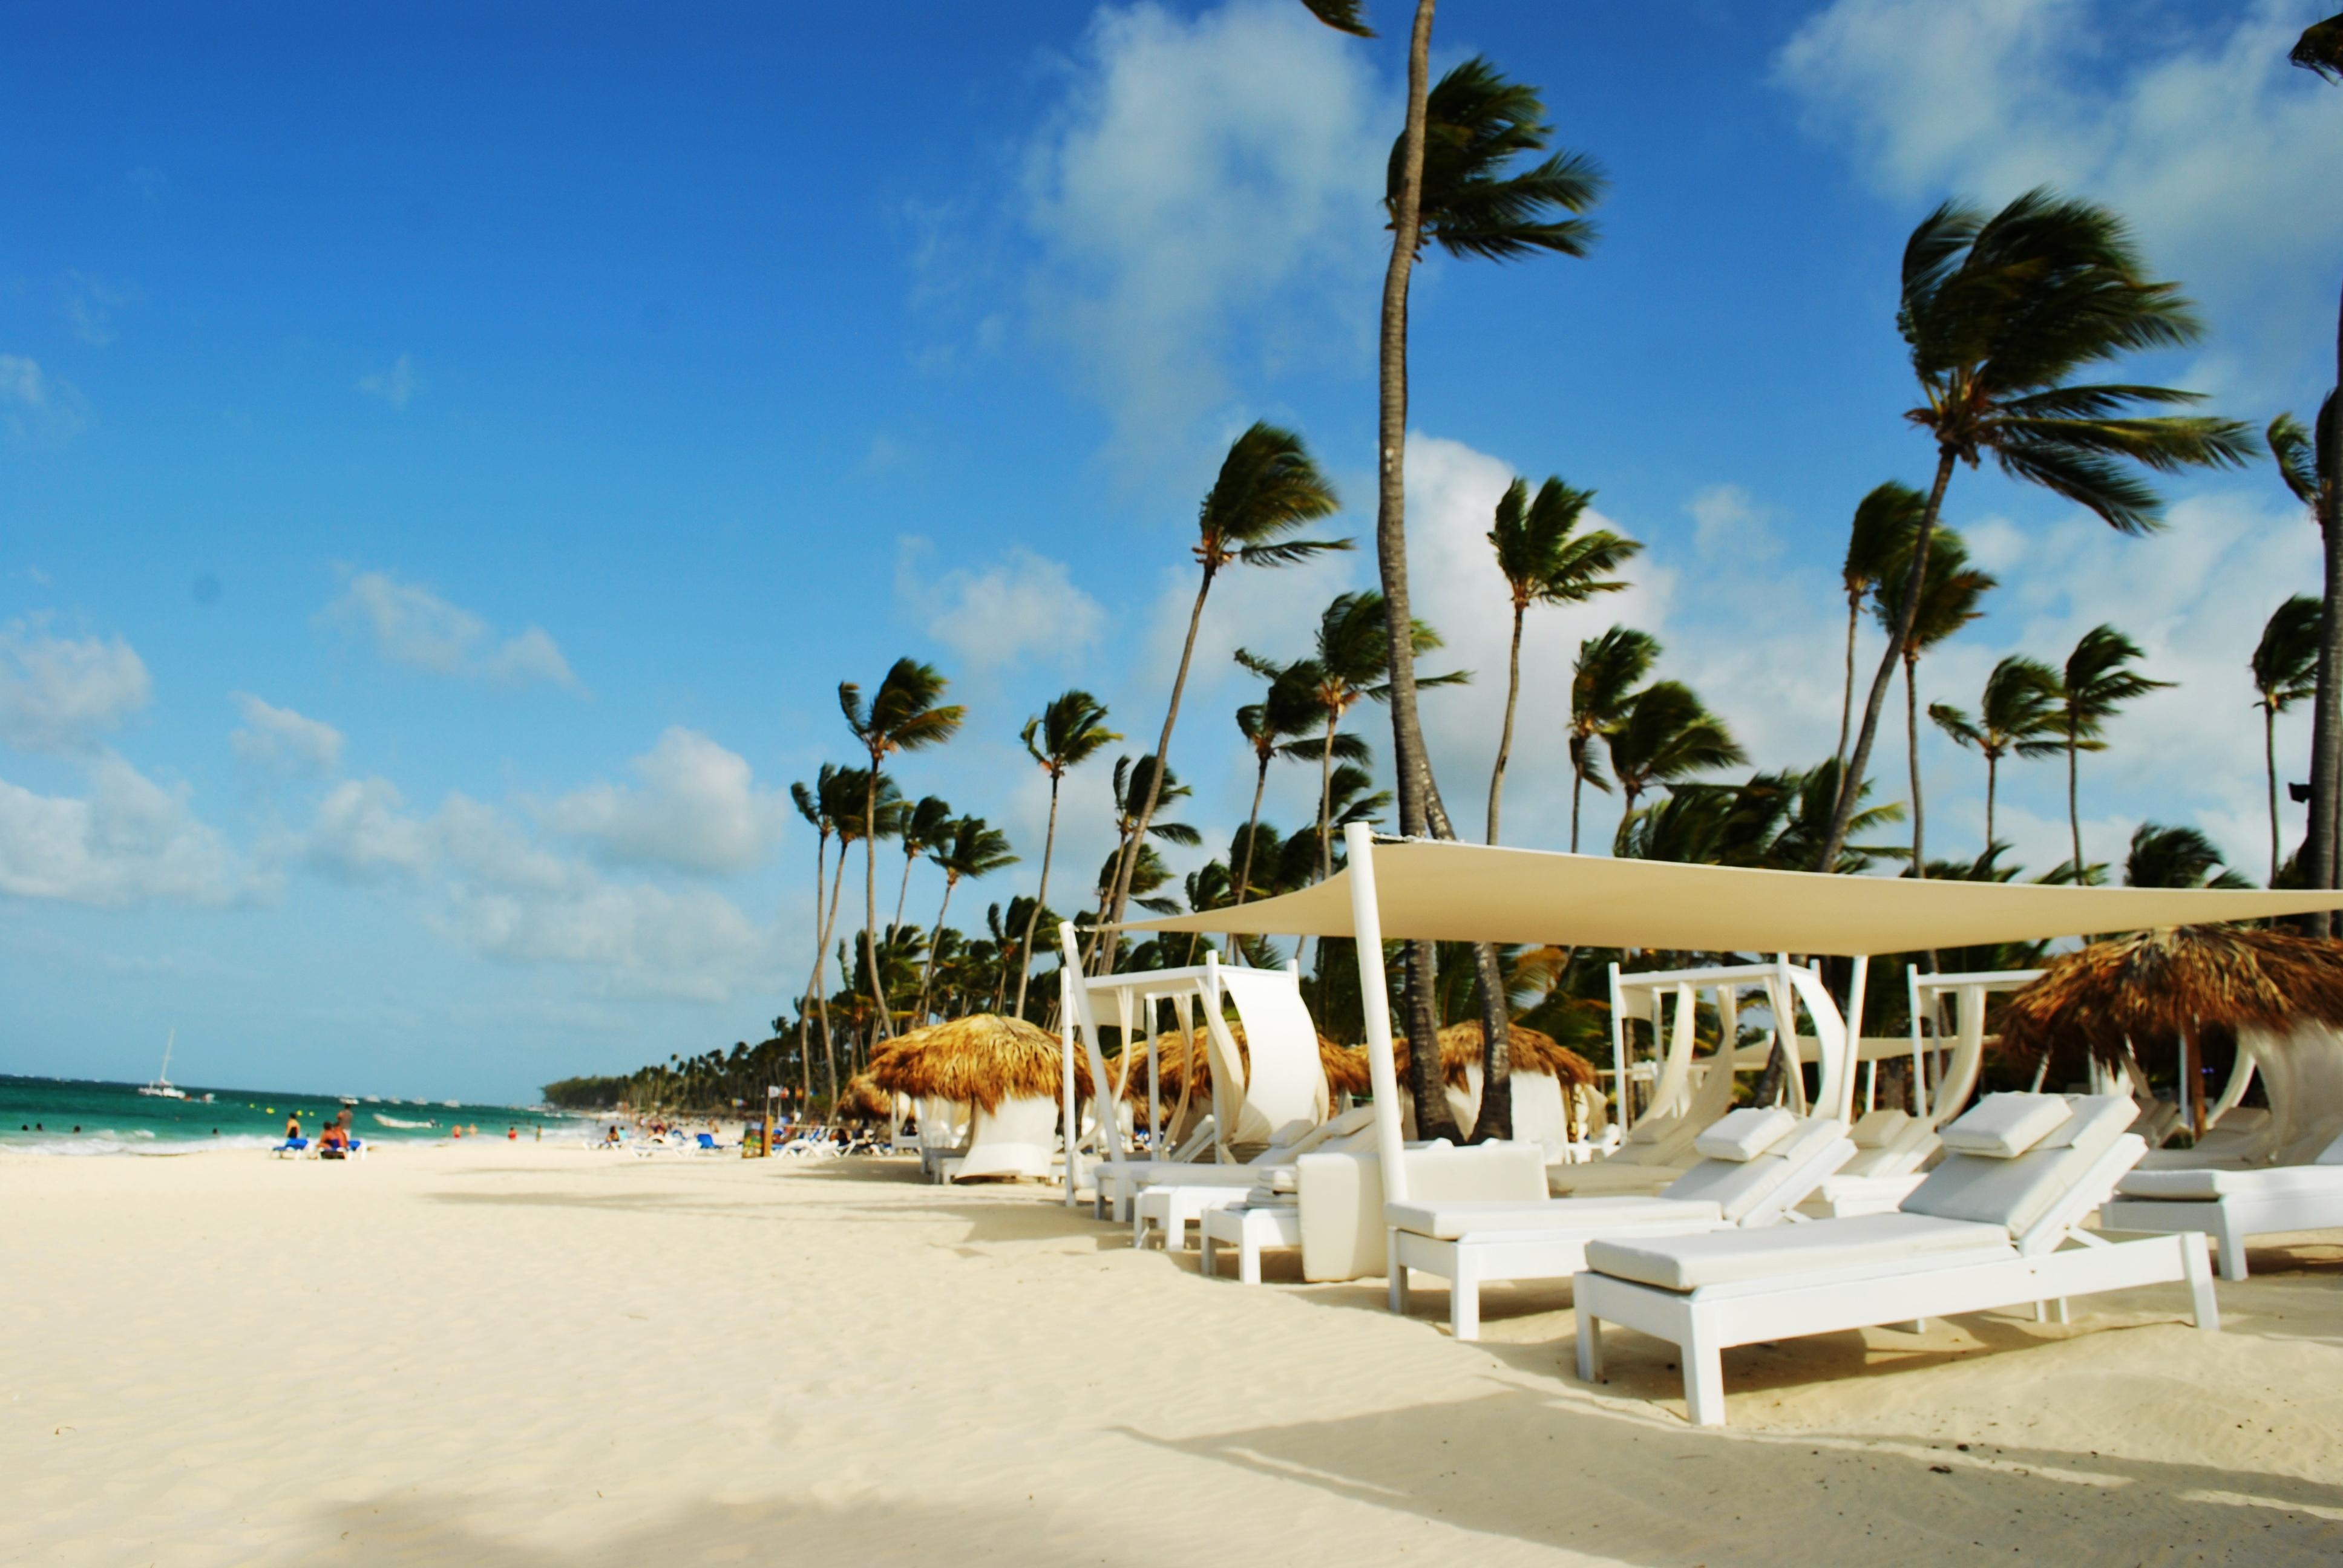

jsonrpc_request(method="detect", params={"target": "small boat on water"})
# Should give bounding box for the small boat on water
[136,1028,188,1100]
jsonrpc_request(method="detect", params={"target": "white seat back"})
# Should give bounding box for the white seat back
[1217,967,1329,1149]
[1660,1117,1850,1224]
[949,1096,1059,1181]
[1903,1094,2135,1240]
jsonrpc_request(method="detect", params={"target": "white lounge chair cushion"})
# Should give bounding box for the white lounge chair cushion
[1849,1108,1912,1149]
[1905,1094,2135,1235]
[1693,1106,1797,1161]
[1625,1112,1683,1147]
[1939,1093,2071,1158]
[1584,1212,2011,1292]
[1664,1117,1846,1223]
[1386,1195,1722,1239]
[2117,1165,2343,1201]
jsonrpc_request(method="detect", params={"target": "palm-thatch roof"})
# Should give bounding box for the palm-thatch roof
[1109,1021,1354,1103]
[839,1073,893,1120]
[866,1014,1087,1111]
[1998,926,2343,1072]
[1361,1022,1596,1091]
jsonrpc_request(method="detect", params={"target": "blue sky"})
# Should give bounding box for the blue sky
[2,0,2335,1100]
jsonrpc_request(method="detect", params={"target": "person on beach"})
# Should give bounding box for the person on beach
[318,1122,350,1158]
[285,1113,301,1140]
[507,1125,517,1140]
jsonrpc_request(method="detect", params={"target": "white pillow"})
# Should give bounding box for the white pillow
[1849,1108,1912,1149]
[1693,1106,1797,1162]
[1940,1093,2071,1158]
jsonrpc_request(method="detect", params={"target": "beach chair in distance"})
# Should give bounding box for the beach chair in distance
[1571,1093,2218,1427]
[1384,1109,1855,1341]
[2102,1129,2343,1279]
[271,1137,310,1159]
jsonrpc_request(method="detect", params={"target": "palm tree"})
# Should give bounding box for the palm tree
[1099,423,1345,944]
[840,660,965,1040]
[1928,655,2063,852]
[2125,823,2250,890]
[2054,626,2171,882]
[1298,5,1606,1142]
[1818,189,2257,872]
[1875,526,1995,877]
[1605,681,1745,846]
[2272,406,2339,913]
[1483,475,1639,841]
[814,765,890,1102]
[1014,688,1118,1016]
[1566,626,1657,852]
[891,794,952,935]
[2252,595,2321,882]
[1835,483,1924,773]
[1228,662,1328,924]
[787,763,837,1104]
[919,817,1015,1022]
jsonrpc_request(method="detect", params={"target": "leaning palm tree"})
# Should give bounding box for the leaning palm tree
[1099,422,1346,946]
[891,794,952,935]
[2054,626,2171,883]
[1818,189,2258,872]
[815,766,890,1101]
[2252,595,2321,882]
[1014,688,1118,1016]
[840,660,965,1039]
[1835,482,1924,773]
[788,763,839,1105]
[1875,525,1995,877]
[1605,682,1746,845]
[1300,6,1607,1142]
[1929,654,2063,852]
[1483,474,1639,841]
[2271,405,2339,912]
[919,817,1015,1022]
[1566,626,1657,852]
[1228,662,1331,926]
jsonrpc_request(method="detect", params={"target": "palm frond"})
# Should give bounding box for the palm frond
[2292,11,2343,80]
[1297,0,1374,38]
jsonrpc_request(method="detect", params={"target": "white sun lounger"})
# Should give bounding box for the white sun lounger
[1384,1109,1856,1341]
[1132,1105,1380,1249]
[2100,1130,2343,1279]
[1571,1093,2218,1426]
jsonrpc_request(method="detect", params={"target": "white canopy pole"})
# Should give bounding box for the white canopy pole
[1607,961,1628,1131]
[1343,822,1409,1206]
[1058,961,1078,1208]
[1846,956,1870,1119]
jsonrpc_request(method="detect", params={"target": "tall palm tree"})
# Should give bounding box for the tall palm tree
[1566,626,1657,852]
[1483,475,1639,841]
[2252,594,2321,882]
[2272,406,2339,912]
[2054,626,2171,882]
[1605,682,1746,845]
[920,817,1015,1022]
[1818,189,2256,872]
[787,763,837,1104]
[1228,661,1328,923]
[840,660,965,1040]
[1014,688,1118,1016]
[891,794,952,935]
[1874,526,1995,877]
[1928,655,2063,852]
[1299,5,1606,1142]
[1099,423,1345,945]
[2125,823,2250,890]
[1835,483,1924,773]
[814,765,889,1102]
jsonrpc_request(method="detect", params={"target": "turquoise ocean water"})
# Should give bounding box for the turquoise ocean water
[0,1074,592,1155]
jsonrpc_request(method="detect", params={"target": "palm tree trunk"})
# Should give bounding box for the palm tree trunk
[821,849,848,1102]
[1835,592,1860,774]
[796,829,830,1106]
[1102,572,1214,952]
[1015,777,1063,1016]
[894,848,916,939]
[1818,449,1956,872]
[1486,604,1525,843]
[862,769,892,1040]
[2268,703,2284,885]
[1985,753,1999,854]
[1906,650,1925,879]
[1229,756,1271,956]
[918,874,957,1024]
[2067,734,2085,883]
[2312,278,2343,934]
[1316,711,1339,880]
[1568,748,1586,853]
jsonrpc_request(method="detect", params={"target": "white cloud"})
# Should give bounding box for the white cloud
[302,777,435,881]
[61,273,136,347]
[0,355,44,406]
[0,623,151,754]
[230,693,344,775]
[1687,484,1781,561]
[1776,0,2343,399]
[897,540,1108,671]
[1017,0,1388,456]
[323,570,582,691]
[356,353,423,408]
[0,354,91,444]
[0,754,241,907]
[545,727,788,875]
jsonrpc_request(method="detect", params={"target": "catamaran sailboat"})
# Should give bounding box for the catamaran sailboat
[137,1028,188,1099]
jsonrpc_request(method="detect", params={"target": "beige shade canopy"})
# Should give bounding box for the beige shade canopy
[1120,839,2343,956]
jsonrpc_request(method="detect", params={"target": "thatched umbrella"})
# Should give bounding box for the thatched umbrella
[1116,1021,1353,1102]
[1358,1022,1598,1091]
[839,1073,893,1121]
[1999,926,2343,1135]
[867,1014,1089,1112]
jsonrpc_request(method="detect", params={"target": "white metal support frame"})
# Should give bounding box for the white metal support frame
[1343,822,1411,1205]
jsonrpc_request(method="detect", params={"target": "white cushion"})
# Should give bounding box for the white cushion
[1584,1212,2011,1292]
[1693,1106,1797,1161]
[1905,1095,2135,1236]
[1849,1108,1912,1149]
[1386,1195,1722,1239]
[2117,1165,2343,1201]
[1939,1093,2071,1158]
[1625,1112,1682,1147]
[1665,1118,1848,1223]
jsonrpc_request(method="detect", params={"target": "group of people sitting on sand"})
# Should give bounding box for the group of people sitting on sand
[279,1110,359,1158]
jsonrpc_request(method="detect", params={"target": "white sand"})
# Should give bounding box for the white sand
[5,1143,2342,1566]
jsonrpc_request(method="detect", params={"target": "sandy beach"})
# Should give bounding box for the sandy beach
[5,1143,2342,1566]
